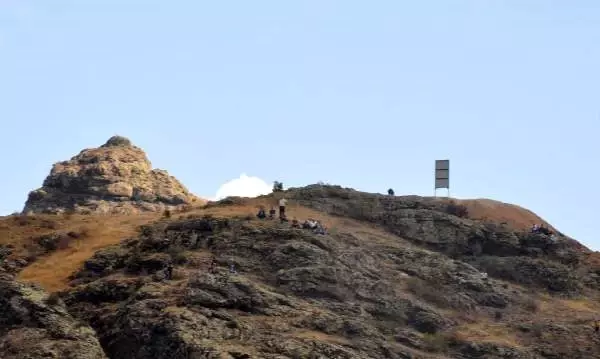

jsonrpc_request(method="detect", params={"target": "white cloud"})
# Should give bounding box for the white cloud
[214,173,272,200]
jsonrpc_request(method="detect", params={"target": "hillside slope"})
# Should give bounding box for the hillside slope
[1,185,599,358]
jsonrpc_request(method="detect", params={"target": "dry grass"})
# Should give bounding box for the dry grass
[537,296,600,325]
[11,213,160,292]
[0,200,353,293]
[455,198,552,232]
[453,322,522,348]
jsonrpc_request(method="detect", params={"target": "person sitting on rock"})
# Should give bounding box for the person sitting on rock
[291,218,300,228]
[302,219,314,230]
[314,222,326,235]
[531,224,539,233]
[269,207,276,219]
[257,207,266,219]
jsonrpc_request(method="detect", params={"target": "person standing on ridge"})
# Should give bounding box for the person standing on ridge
[279,197,288,219]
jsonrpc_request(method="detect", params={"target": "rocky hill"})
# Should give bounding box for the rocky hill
[23,136,202,215]
[2,184,600,358]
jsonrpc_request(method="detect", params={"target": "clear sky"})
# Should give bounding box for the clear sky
[1,1,599,249]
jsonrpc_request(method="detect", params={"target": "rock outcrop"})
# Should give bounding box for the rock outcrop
[0,273,107,359]
[23,136,201,215]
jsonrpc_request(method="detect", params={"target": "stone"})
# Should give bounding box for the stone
[22,136,203,215]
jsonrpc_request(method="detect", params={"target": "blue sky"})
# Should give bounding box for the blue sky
[1,1,598,249]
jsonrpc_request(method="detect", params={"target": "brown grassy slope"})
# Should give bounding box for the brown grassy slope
[455,198,551,231]
[0,213,161,292]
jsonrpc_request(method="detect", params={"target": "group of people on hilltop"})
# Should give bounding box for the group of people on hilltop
[256,197,327,235]
[257,197,288,221]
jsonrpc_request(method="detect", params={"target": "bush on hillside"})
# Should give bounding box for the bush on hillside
[273,181,284,192]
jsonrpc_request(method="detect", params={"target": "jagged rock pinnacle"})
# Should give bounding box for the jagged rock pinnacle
[22,137,202,214]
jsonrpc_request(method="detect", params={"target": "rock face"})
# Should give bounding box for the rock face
[0,273,107,359]
[23,136,201,214]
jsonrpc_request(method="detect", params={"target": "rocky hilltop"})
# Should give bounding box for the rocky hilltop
[3,184,600,358]
[23,136,201,215]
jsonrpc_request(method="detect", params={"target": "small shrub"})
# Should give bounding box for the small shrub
[167,246,188,265]
[523,297,539,313]
[273,181,284,192]
[388,188,395,196]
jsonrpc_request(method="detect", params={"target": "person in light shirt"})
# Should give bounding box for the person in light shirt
[279,197,288,219]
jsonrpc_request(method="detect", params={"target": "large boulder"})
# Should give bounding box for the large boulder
[22,136,202,215]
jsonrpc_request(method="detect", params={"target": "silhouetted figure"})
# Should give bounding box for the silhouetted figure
[594,320,599,334]
[269,207,276,219]
[166,263,174,280]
